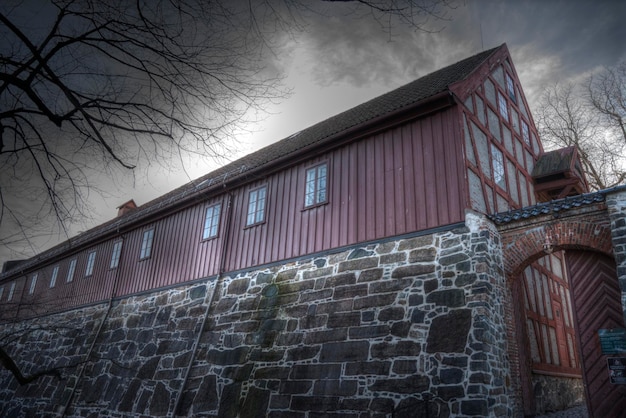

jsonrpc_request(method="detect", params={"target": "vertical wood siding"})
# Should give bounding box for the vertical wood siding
[4,107,467,314]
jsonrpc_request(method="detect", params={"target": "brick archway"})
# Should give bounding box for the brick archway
[492,195,626,417]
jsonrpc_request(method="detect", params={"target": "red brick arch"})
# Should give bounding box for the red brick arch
[499,210,614,279]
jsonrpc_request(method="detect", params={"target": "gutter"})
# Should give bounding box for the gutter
[171,191,234,417]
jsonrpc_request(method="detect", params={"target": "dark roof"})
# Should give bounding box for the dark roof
[531,147,577,178]
[488,192,606,225]
[1,45,502,278]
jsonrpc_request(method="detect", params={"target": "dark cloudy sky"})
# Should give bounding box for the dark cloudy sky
[2,0,625,262]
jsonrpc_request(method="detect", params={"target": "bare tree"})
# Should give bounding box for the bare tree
[536,71,626,190]
[0,0,455,259]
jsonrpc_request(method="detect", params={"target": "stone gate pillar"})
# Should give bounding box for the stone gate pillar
[606,187,626,323]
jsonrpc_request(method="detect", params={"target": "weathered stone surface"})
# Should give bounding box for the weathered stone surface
[240,387,270,418]
[338,257,379,272]
[426,309,472,353]
[409,247,437,262]
[426,289,466,307]
[391,264,435,278]
[370,375,430,393]
[319,341,369,362]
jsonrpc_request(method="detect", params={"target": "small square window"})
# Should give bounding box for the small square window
[203,204,221,239]
[246,186,267,226]
[305,163,328,207]
[110,241,123,269]
[498,91,509,120]
[50,266,59,288]
[29,273,38,294]
[67,259,77,282]
[85,251,97,277]
[140,228,155,259]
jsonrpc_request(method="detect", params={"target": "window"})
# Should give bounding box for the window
[50,266,59,288]
[202,204,221,239]
[522,120,530,145]
[497,91,509,120]
[0,287,3,300]
[8,282,15,301]
[29,274,38,294]
[110,241,123,269]
[305,163,328,207]
[140,228,154,259]
[491,145,506,189]
[246,186,267,226]
[506,73,516,102]
[85,251,96,276]
[67,259,77,282]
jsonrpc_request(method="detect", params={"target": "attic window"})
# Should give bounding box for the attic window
[498,91,509,121]
[491,145,506,189]
[506,74,516,103]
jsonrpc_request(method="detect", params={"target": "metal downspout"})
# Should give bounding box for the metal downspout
[60,236,125,417]
[171,192,233,417]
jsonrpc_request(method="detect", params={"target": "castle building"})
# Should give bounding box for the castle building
[1,43,625,417]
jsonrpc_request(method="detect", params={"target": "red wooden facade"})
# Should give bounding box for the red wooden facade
[0,44,545,319]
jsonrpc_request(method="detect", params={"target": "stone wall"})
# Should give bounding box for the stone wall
[0,212,514,417]
[607,188,626,324]
[531,374,584,414]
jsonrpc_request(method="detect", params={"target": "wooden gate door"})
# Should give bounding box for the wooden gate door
[566,250,626,417]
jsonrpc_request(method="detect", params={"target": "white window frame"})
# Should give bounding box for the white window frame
[50,266,59,288]
[67,258,77,282]
[85,251,97,277]
[110,240,123,269]
[304,163,328,208]
[202,204,221,240]
[140,228,155,260]
[29,273,38,294]
[246,186,267,226]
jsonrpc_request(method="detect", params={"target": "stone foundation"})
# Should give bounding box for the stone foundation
[532,374,585,414]
[0,212,513,417]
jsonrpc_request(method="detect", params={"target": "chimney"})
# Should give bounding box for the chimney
[116,199,137,217]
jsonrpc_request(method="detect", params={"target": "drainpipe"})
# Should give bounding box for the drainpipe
[171,192,234,417]
[60,235,125,417]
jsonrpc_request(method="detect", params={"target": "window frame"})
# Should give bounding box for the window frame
[304,162,329,209]
[506,73,516,102]
[491,144,506,190]
[29,273,38,294]
[85,251,97,277]
[140,228,155,260]
[67,258,77,282]
[110,240,123,269]
[0,287,3,301]
[245,185,268,227]
[202,203,222,240]
[497,90,509,121]
[50,266,59,288]
[7,282,15,301]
